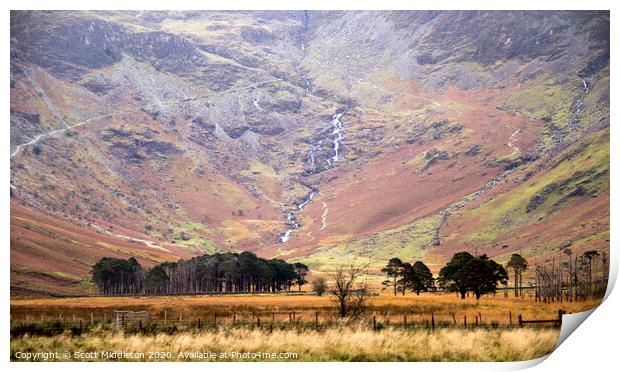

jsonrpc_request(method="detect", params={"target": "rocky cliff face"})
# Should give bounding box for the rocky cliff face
[10,10,609,295]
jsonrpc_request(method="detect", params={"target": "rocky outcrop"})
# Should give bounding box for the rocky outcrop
[11,12,124,80]
[240,26,278,44]
[421,148,451,171]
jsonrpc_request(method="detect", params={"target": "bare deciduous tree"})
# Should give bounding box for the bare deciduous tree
[311,277,327,296]
[330,265,371,318]
[535,249,606,303]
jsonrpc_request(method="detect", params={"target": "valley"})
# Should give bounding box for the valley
[10,10,609,296]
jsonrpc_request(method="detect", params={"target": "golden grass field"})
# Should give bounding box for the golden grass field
[10,292,601,362]
[10,326,559,361]
[11,291,601,325]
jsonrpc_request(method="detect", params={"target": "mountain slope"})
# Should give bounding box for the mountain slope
[10,10,609,295]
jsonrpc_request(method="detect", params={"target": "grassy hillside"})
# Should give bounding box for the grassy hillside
[10,11,609,295]
[438,129,609,272]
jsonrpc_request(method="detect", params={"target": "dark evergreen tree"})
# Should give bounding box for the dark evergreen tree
[91,257,144,295]
[145,265,169,294]
[92,252,305,295]
[403,261,434,295]
[437,252,474,299]
[381,257,404,296]
[461,255,508,299]
[294,262,309,291]
[438,252,508,299]
[507,253,528,297]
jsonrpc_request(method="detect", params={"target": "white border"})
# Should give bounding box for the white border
[3,1,617,371]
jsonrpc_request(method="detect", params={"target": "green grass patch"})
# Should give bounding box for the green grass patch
[301,214,442,272]
[461,129,609,244]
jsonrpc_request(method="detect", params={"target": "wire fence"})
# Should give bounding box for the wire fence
[10,309,566,337]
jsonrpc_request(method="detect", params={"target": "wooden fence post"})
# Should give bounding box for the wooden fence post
[518,314,523,328]
[198,318,201,329]
[373,316,377,331]
[164,311,167,325]
[257,316,260,327]
[464,315,467,328]
[315,311,319,331]
[431,313,435,331]
[475,316,478,327]
[233,312,236,325]
[214,313,217,327]
[452,312,456,325]
[91,313,94,325]
[289,312,292,324]
[478,312,482,325]
[509,311,512,327]
[404,315,407,328]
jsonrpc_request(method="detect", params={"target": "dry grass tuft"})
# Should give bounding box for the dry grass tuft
[11,326,558,362]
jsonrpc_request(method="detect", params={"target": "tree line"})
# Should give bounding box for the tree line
[381,253,508,299]
[534,249,607,302]
[93,248,606,302]
[382,249,607,301]
[92,252,309,295]
[381,258,434,296]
